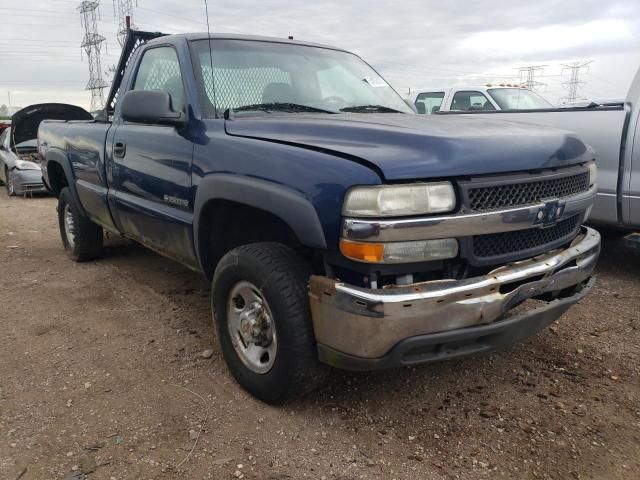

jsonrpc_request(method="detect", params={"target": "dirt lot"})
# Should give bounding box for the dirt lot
[0,194,639,480]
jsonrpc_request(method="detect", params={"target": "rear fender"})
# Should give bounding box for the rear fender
[44,148,87,217]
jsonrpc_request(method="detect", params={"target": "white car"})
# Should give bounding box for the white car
[411,85,553,114]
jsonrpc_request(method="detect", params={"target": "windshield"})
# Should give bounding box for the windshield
[190,39,413,116]
[488,88,553,110]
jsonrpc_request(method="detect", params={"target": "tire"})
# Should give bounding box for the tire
[212,242,329,404]
[57,187,104,262]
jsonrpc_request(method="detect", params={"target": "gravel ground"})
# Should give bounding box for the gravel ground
[0,194,639,480]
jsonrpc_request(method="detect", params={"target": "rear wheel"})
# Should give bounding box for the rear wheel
[212,243,328,404]
[57,187,104,261]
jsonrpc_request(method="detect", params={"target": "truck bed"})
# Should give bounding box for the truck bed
[39,119,116,230]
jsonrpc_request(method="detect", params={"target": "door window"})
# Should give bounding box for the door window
[451,91,495,111]
[415,92,445,114]
[134,47,185,111]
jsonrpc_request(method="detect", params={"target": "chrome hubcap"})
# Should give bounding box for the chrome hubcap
[227,281,277,374]
[63,204,76,248]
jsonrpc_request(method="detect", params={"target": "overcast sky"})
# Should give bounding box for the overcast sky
[1,0,639,111]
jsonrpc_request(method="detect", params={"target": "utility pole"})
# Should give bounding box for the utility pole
[517,65,546,90]
[7,91,12,114]
[113,0,136,47]
[561,61,593,104]
[78,1,108,112]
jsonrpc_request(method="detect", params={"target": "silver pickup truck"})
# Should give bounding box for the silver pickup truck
[416,69,640,246]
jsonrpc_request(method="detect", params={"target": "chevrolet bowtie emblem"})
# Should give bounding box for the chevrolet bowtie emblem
[535,200,564,227]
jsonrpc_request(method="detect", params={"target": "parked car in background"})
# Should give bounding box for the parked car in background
[36,30,600,403]
[412,85,553,114]
[0,104,92,196]
[428,68,640,244]
[0,130,43,196]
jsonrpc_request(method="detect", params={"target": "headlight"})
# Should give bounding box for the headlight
[15,159,41,171]
[343,182,456,217]
[340,238,459,263]
[587,161,597,187]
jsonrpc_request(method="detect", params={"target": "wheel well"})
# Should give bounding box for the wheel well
[47,161,68,196]
[198,200,304,278]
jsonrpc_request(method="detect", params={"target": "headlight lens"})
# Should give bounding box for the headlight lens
[588,161,597,187]
[340,238,459,263]
[343,182,456,217]
[15,159,41,171]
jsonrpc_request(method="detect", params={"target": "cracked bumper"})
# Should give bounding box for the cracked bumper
[309,226,600,369]
[10,169,47,195]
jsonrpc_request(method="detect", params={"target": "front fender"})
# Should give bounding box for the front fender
[193,174,327,269]
[44,148,87,216]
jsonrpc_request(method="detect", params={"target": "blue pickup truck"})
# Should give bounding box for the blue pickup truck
[37,30,601,403]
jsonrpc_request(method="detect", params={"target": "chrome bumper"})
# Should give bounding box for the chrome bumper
[309,226,600,361]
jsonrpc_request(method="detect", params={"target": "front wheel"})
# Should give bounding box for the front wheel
[57,187,104,261]
[212,243,328,404]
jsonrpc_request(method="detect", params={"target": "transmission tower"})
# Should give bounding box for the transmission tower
[518,65,546,90]
[113,0,136,47]
[561,61,593,104]
[78,1,108,111]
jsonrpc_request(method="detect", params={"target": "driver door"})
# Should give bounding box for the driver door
[110,45,197,267]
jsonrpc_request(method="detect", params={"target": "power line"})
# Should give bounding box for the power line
[561,60,593,104]
[78,0,109,111]
[136,5,207,27]
[113,0,136,46]
[517,65,546,90]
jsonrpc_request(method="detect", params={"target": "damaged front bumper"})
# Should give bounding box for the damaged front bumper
[10,169,47,195]
[309,226,600,370]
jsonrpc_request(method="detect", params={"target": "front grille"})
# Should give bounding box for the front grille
[468,172,589,211]
[473,215,580,259]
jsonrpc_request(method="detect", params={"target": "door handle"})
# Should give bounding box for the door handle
[113,141,126,158]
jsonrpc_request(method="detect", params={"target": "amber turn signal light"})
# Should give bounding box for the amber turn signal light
[340,239,385,263]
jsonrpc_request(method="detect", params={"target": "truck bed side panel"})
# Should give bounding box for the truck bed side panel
[625,106,640,226]
[40,120,117,232]
[70,122,117,231]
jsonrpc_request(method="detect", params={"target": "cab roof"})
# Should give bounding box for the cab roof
[146,32,347,53]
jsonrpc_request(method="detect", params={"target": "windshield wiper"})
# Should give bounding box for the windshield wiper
[232,103,337,114]
[339,105,404,113]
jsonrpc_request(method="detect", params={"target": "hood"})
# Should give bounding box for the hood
[225,113,592,181]
[11,103,93,148]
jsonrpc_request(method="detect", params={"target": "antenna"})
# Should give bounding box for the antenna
[203,0,218,118]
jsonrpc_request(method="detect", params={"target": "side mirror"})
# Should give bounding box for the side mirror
[120,90,186,126]
[415,102,426,114]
